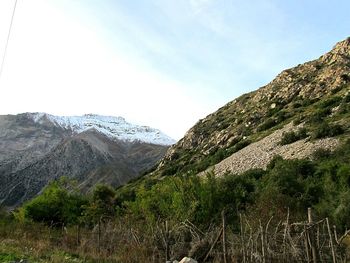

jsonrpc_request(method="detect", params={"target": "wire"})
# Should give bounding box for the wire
[0,0,18,81]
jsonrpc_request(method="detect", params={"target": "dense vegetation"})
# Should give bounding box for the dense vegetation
[125,139,350,229]
[5,139,349,232]
[2,139,350,261]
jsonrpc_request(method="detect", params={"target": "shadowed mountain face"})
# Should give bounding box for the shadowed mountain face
[0,113,172,208]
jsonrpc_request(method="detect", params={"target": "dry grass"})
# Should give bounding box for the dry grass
[0,220,163,263]
[1,217,349,263]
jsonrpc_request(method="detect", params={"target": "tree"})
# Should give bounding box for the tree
[82,184,117,224]
[21,178,87,225]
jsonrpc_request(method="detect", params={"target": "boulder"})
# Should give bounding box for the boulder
[179,257,198,263]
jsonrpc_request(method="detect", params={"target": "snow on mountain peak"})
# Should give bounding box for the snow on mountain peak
[29,113,176,146]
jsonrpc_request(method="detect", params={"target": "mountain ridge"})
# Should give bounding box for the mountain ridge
[27,112,176,146]
[0,113,172,208]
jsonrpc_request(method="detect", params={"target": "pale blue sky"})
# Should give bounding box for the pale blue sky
[0,0,349,139]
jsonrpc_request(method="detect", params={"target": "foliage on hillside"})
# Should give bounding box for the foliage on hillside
[122,139,350,230]
[2,139,350,262]
[154,38,350,178]
[8,139,349,233]
[157,84,350,178]
[17,177,88,226]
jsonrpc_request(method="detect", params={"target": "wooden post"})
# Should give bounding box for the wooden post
[203,227,223,263]
[326,218,337,263]
[222,210,227,263]
[308,208,319,263]
[304,224,310,263]
[240,213,246,263]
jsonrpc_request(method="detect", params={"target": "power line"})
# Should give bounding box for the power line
[0,0,18,81]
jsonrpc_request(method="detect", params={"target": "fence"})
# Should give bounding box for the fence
[2,208,348,262]
[198,208,349,262]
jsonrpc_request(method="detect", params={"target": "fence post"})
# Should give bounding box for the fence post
[308,208,319,263]
[304,224,311,263]
[203,227,223,262]
[326,218,337,263]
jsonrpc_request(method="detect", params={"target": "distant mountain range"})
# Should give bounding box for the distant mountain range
[30,113,175,145]
[0,113,175,208]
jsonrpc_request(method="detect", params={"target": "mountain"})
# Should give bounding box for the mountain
[0,113,175,208]
[30,113,175,146]
[151,37,350,178]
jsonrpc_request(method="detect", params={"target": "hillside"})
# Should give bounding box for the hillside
[0,113,174,208]
[153,37,350,178]
[1,38,350,263]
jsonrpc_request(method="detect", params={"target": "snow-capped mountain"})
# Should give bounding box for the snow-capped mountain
[29,113,176,146]
[0,113,173,208]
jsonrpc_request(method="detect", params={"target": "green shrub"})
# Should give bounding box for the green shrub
[340,74,350,82]
[343,93,350,103]
[312,148,331,161]
[308,108,331,123]
[82,184,117,224]
[280,128,308,145]
[233,139,251,152]
[257,118,277,131]
[312,122,344,139]
[292,101,303,109]
[275,110,290,123]
[21,179,88,225]
[301,97,319,107]
[318,96,342,109]
[338,103,350,114]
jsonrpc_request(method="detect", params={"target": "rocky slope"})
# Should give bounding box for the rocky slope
[153,37,350,178]
[200,123,339,177]
[0,113,174,207]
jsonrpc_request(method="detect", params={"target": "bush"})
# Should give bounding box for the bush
[280,128,308,145]
[257,118,277,131]
[233,139,251,152]
[292,101,303,109]
[275,110,290,123]
[312,122,344,139]
[341,74,350,82]
[21,179,87,225]
[312,148,331,161]
[343,93,350,103]
[308,108,331,123]
[318,96,342,109]
[82,184,117,224]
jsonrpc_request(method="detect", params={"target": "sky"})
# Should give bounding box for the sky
[0,0,349,140]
